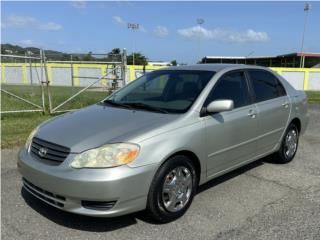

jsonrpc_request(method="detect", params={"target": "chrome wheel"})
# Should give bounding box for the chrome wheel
[284,129,298,159]
[162,166,192,212]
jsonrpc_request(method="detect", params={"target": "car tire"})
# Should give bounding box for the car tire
[146,155,197,223]
[274,123,299,164]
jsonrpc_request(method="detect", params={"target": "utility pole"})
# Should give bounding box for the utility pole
[196,18,204,62]
[127,22,139,66]
[300,2,310,68]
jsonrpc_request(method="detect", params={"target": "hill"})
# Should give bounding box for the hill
[1,43,148,64]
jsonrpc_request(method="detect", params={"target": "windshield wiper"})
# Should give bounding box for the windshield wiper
[102,100,133,110]
[124,102,169,114]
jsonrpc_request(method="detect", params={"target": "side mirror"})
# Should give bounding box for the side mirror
[206,100,234,113]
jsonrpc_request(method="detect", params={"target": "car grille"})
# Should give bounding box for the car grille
[30,137,70,165]
[23,178,66,208]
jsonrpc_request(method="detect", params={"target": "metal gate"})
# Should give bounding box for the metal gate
[1,50,47,114]
[1,49,128,114]
[44,49,127,114]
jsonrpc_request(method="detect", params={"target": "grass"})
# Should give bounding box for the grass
[1,84,109,149]
[1,113,52,149]
[1,84,110,112]
[1,85,320,149]
[305,91,320,104]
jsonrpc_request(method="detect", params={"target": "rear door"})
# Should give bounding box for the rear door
[247,69,290,155]
[203,70,259,178]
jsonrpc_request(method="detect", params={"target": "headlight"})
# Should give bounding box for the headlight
[71,143,140,169]
[25,127,38,151]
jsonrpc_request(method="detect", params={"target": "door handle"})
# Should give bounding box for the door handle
[248,109,256,119]
[282,102,289,108]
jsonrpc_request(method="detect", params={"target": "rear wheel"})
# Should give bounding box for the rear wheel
[274,123,299,163]
[146,155,197,223]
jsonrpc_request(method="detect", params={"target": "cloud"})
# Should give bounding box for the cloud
[227,29,269,43]
[70,1,87,9]
[139,25,147,33]
[112,16,146,32]
[38,22,62,31]
[113,16,126,26]
[2,15,62,31]
[177,25,269,43]
[19,39,35,46]
[153,26,169,38]
[57,40,66,45]
[3,15,36,28]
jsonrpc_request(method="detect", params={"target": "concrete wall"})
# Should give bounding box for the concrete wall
[309,72,320,90]
[1,63,319,91]
[270,67,320,91]
[281,71,305,90]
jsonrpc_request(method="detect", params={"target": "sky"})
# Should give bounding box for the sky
[1,1,320,64]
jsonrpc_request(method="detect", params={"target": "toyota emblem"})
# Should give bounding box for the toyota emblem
[38,147,48,157]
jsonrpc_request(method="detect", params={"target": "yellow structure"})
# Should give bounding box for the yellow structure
[1,63,319,90]
[271,67,319,91]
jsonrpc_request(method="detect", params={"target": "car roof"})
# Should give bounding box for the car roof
[159,63,265,72]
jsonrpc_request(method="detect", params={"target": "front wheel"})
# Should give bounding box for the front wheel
[146,155,197,223]
[274,123,299,163]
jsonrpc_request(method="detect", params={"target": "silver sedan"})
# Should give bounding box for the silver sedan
[18,64,308,222]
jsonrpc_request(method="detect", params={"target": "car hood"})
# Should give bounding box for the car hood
[36,104,180,153]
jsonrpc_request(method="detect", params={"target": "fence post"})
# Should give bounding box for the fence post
[122,48,127,86]
[28,52,33,85]
[1,65,5,83]
[303,69,309,91]
[70,55,75,92]
[39,49,46,113]
[41,49,52,113]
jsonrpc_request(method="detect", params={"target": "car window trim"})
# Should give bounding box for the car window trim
[245,69,288,104]
[274,74,287,97]
[200,69,253,117]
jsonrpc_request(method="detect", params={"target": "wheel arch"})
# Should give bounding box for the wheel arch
[290,118,301,133]
[160,150,202,186]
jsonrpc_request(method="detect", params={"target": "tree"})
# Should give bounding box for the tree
[127,52,148,66]
[82,52,94,61]
[171,60,177,66]
[108,48,121,55]
[103,48,122,62]
[61,54,70,61]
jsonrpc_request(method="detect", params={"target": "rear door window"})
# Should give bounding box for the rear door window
[248,70,286,102]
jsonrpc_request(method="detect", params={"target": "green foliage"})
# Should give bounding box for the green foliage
[171,60,178,66]
[127,52,148,65]
[108,48,121,55]
[82,52,94,61]
[305,91,320,104]
[1,44,26,55]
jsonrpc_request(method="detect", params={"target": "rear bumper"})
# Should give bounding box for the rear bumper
[18,149,158,217]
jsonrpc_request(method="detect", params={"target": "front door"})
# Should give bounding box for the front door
[203,71,259,178]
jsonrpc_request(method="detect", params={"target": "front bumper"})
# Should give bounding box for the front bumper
[18,149,158,217]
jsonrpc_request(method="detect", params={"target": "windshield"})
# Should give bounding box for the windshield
[105,70,215,113]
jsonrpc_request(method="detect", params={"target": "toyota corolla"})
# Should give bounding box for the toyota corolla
[18,64,308,222]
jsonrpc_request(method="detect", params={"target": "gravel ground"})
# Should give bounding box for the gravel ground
[2,105,320,240]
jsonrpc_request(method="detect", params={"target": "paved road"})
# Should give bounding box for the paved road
[2,105,320,240]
